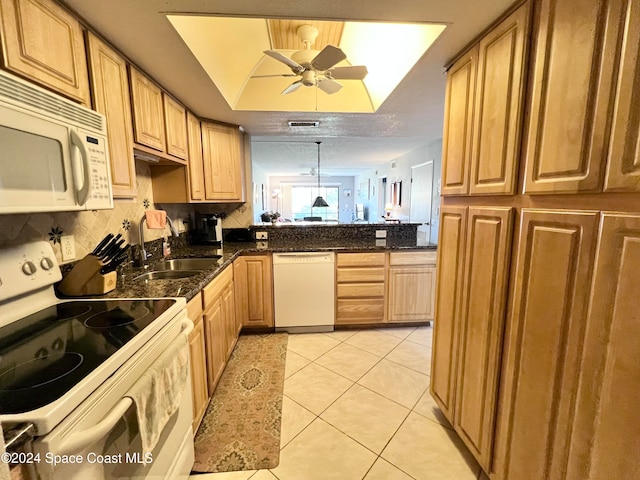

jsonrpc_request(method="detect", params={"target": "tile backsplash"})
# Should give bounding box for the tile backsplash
[0,162,194,264]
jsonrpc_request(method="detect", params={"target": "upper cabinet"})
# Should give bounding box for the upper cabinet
[151,119,245,203]
[163,93,188,160]
[441,46,477,196]
[523,0,625,194]
[604,0,640,192]
[129,66,188,164]
[470,3,530,195]
[441,1,530,196]
[186,111,205,201]
[201,121,244,202]
[86,32,136,198]
[129,66,166,152]
[0,0,90,105]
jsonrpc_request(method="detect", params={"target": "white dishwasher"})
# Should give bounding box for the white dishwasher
[273,252,335,333]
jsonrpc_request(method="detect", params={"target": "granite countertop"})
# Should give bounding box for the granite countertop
[102,238,437,302]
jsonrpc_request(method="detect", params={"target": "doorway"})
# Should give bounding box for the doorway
[410,161,434,241]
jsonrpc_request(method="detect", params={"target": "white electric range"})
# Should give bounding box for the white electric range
[0,241,194,479]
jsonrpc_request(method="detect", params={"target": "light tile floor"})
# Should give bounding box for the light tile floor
[190,325,483,480]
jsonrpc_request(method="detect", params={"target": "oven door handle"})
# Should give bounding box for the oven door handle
[54,397,133,456]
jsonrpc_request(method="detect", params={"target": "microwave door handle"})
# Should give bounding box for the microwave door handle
[53,397,133,456]
[69,129,91,205]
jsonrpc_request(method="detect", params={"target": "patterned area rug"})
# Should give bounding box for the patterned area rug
[192,333,288,473]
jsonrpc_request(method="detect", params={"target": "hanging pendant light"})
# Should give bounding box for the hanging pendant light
[312,141,329,208]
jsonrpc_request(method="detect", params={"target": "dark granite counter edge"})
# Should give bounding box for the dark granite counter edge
[106,240,437,302]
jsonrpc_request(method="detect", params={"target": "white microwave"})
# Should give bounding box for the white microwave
[0,69,113,214]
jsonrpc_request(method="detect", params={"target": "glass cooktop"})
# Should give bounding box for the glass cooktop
[0,299,175,414]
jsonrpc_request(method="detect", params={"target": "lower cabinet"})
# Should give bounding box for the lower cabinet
[431,206,467,422]
[431,206,514,473]
[492,209,599,480]
[202,265,237,396]
[387,251,437,323]
[433,208,640,479]
[454,207,513,471]
[234,254,274,329]
[565,213,640,480]
[186,296,208,432]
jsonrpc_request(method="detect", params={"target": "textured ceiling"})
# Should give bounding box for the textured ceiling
[62,0,515,176]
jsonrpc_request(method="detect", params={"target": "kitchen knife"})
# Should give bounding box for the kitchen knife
[98,236,124,261]
[100,245,130,273]
[92,234,113,256]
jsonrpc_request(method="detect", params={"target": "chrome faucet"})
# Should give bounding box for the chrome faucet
[138,213,179,265]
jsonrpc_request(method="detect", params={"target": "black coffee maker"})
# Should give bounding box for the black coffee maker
[195,214,223,244]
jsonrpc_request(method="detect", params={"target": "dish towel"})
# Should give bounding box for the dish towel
[145,210,167,229]
[126,333,189,455]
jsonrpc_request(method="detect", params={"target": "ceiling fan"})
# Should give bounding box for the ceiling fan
[257,24,368,95]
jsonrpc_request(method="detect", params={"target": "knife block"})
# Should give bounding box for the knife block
[58,255,117,296]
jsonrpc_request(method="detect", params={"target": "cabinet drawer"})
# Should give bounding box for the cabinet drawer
[337,298,385,322]
[389,251,437,266]
[336,252,386,267]
[202,265,233,307]
[336,267,385,283]
[337,283,385,298]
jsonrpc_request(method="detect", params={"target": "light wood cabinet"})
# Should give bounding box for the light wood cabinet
[187,111,205,201]
[203,293,225,396]
[604,0,640,192]
[492,209,599,480]
[431,206,467,422]
[234,255,274,329]
[202,265,237,395]
[187,295,208,432]
[163,93,188,160]
[336,252,386,324]
[201,121,244,202]
[129,66,165,152]
[566,213,640,480]
[0,0,90,104]
[441,46,477,196]
[469,2,529,195]
[523,0,625,194]
[387,251,437,323]
[86,32,136,198]
[454,206,513,471]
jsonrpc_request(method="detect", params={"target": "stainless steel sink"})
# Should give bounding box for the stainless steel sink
[153,257,221,271]
[134,270,202,281]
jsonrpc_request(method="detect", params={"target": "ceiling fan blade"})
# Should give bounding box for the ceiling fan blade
[311,45,347,71]
[264,50,304,73]
[282,80,303,95]
[328,65,369,80]
[251,73,299,78]
[317,78,343,95]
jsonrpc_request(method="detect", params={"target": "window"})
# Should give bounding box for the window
[291,186,339,221]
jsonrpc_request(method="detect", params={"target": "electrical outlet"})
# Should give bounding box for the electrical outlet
[375,230,387,239]
[255,231,268,240]
[61,235,75,261]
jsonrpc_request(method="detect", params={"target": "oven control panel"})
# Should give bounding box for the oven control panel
[0,241,62,303]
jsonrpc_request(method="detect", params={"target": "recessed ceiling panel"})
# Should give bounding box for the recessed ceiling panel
[168,15,446,113]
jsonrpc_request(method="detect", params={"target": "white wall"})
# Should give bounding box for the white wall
[355,139,442,242]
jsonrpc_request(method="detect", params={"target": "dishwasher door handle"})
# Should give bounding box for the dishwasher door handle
[274,252,333,259]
